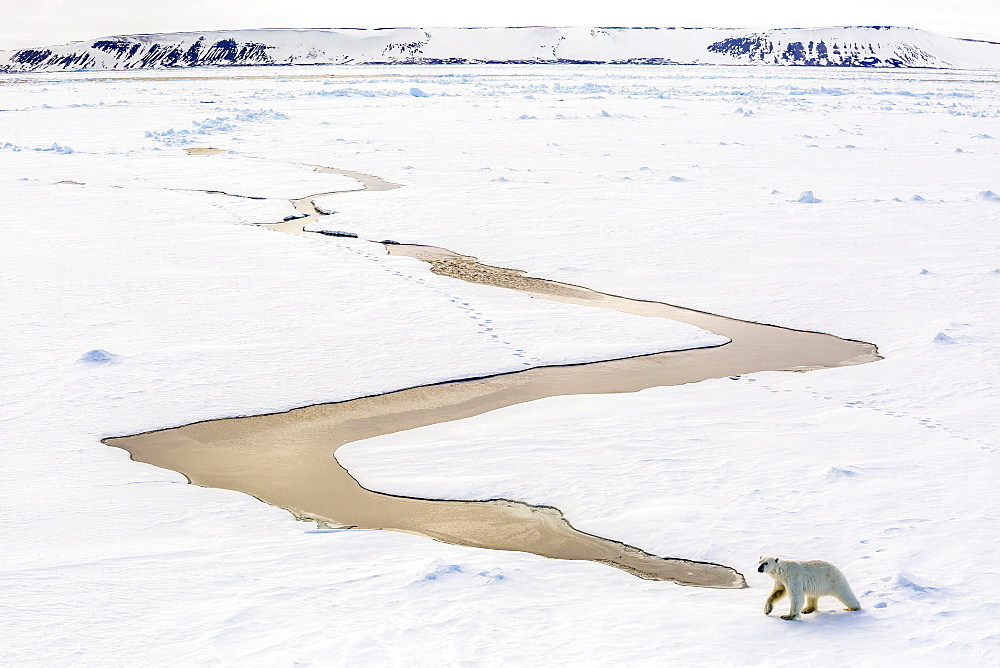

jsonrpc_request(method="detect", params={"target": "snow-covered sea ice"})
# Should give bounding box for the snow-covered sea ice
[1,63,998,665]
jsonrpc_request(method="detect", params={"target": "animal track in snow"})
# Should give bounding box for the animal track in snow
[734,377,994,453]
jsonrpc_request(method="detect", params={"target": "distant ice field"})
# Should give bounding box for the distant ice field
[1,65,998,665]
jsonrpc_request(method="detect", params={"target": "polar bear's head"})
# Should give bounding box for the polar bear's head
[757,556,780,574]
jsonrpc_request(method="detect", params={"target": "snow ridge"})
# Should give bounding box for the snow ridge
[3,26,1000,72]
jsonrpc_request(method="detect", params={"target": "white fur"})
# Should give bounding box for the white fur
[757,556,861,620]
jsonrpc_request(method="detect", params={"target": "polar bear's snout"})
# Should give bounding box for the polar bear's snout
[757,556,778,573]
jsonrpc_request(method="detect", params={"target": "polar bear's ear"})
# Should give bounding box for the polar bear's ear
[774,557,779,562]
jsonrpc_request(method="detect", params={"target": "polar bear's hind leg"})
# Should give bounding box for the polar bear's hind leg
[837,590,861,612]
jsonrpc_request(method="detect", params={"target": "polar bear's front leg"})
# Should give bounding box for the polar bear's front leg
[781,585,804,620]
[764,585,786,615]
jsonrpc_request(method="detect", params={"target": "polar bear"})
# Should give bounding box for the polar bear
[757,556,861,620]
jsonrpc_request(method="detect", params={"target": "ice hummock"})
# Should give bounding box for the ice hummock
[77,349,121,364]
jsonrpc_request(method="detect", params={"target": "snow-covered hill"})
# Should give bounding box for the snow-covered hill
[3,26,1000,72]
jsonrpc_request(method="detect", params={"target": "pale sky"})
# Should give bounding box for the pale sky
[1,0,998,50]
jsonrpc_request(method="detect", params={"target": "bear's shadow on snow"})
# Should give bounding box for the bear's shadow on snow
[766,608,870,627]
